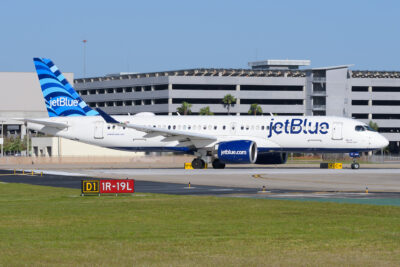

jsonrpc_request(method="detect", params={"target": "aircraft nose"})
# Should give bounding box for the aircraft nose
[377,134,389,148]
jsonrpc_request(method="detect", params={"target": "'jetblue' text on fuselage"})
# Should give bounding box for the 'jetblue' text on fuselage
[268,118,329,138]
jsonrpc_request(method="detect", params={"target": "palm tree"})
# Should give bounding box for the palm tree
[199,106,214,115]
[177,102,192,115]
[368,120,379,131]
[248,103,262,115]
[222,94,236,115]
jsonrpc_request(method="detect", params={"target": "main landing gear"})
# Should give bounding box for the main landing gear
[212,159,226,169]
[191,158,226,169]
[191,158,205,169]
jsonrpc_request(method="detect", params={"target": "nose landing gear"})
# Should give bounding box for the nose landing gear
[351,159,360,169]
[349,152,360,169]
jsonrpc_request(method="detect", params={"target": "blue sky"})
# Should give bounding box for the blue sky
[1,0,399,77]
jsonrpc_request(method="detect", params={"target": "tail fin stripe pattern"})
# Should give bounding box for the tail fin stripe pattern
[33,57,99,117]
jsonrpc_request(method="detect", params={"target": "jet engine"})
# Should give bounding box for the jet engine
[216,140,257,164]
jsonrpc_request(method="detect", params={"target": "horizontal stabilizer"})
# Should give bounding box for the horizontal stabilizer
[21,119,69,129]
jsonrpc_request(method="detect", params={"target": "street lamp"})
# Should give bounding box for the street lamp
[83,39,87,78]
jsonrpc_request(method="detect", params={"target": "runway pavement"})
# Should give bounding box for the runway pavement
[1,169,400,205]
[67,167,400,192]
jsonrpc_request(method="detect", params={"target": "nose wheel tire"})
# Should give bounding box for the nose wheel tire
[351,162,360,169]
[212,159,226,169]
[192,158,205,169]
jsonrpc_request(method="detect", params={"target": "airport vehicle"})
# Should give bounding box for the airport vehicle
[26,58,389,169]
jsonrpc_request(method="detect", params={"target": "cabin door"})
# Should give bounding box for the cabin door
[94,121,104,139]
[331,122,343,140]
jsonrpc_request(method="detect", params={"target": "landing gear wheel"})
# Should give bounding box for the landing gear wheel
[212,159,226,169]
[192,158,205,169]
[351,162,360,169]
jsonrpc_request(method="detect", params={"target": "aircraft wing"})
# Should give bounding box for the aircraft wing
[96,108,217,143]
[20,119,69,129]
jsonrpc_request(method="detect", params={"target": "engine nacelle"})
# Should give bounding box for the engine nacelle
[217,140,257,164]
[255,152,288,164]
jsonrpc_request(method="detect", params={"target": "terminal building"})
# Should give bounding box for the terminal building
[74,60,400,153]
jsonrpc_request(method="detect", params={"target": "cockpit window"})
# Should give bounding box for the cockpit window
[365,125,377,132]
[355,125,365,132]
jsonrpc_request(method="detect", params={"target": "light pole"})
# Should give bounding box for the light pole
[1,121,3,157]
[83,39,87,78]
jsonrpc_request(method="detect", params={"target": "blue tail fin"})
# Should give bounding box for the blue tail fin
[33,58,99,117]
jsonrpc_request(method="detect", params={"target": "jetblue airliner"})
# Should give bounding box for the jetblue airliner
[26,58,389,169]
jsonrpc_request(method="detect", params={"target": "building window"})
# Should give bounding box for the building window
[373,114,400,119]
[352,100,369,105]
[352,113,369,119]
[154,84,169,90]
[373,100,400,106]
[241,85,303,91]
[352,86,368,92]
[372,87,400,92]
[172,84,235,90]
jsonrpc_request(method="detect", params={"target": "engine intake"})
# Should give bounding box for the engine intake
[217,140,257,164]
[255,152,288,164]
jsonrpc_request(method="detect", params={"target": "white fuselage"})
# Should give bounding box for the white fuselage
[27,114,389,154]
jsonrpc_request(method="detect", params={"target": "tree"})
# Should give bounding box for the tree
[248,103,263,115]
[222,94,236,115]
[199,106,214,115]
[3,136,26,154]
[177,102,192,115]
[368,120,379,131]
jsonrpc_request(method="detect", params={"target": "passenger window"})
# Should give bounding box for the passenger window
[173,125,176,130]
[256,126,260,130]
[246,125,249,130]
[223,125,226,130]
[188,125,191,130]
[203,125,207,130]
[261,126,265,130]
[168,125,171,130]
[241,126,244,130]
[214,126,217,130]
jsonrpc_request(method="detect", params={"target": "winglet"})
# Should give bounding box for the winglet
[96,108,120,124]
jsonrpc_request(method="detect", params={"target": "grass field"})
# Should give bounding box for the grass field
[0,183,399,266]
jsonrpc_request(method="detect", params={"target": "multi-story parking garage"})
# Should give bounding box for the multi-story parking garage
[74,60,400,153]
